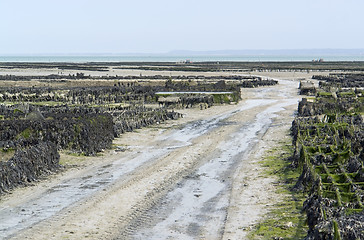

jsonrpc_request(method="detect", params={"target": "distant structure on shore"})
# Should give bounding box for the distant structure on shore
[177,59,192,64]
[312,58,324,62]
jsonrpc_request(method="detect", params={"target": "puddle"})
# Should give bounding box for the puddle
[159,99,277,147]
[132,99,297,239]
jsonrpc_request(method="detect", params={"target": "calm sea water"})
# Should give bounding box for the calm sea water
[0,55,364,63]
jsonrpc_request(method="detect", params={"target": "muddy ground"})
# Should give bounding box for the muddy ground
[0,69,320,239]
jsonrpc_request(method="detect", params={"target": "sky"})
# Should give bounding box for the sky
[1,0,364,54]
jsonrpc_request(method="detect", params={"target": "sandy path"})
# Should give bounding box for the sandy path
[222,79,299,239]
[0,75,300,240]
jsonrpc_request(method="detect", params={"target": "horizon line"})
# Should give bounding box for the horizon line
[2,48,364,56]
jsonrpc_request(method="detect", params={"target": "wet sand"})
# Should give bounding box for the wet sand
[0,70,303,239]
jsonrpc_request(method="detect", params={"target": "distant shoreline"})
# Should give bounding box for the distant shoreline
[1,55,364,63]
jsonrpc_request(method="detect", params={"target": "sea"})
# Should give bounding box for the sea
[0,55,364,63]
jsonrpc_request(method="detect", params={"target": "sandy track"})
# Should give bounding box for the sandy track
[0,77,300,240]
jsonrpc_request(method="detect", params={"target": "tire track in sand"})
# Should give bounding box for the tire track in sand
[9,99,277,240]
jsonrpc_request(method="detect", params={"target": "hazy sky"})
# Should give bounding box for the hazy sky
[1,0,363,54]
